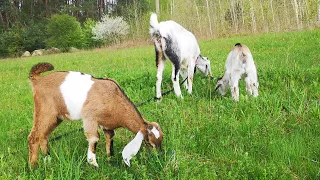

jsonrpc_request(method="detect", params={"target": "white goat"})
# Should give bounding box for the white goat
[215,43,259,101]
[149,13,212,99]
[28,63,163,167]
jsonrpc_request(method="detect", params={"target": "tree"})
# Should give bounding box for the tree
[46,14,84,51]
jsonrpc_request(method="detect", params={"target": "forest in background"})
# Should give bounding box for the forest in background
[0,0,319,57]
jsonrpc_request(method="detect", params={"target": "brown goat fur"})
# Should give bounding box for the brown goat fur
[28,62,163,167]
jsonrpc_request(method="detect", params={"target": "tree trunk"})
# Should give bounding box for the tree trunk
[259,0,268,32]
[218,0,224,33]
[231,0,238,33]
[194,0,202,34]
[249,0,257,33]
[155,0,160,14]
[0,12,5,29]
[270,0,276,31]
[134,0,139,40]
[205,0,212,36]
[283,0,289,30]
[170,0,174,16]
[303,0,310,28]
[240,0,245,27]
[318,1,320,25]
[44,0,49,17]
[292,0,301,29]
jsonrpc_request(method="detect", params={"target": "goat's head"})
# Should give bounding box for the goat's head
[145,122,163,150]
[196,55,213,78]
[122,122,163,166]
[215,77,229,95]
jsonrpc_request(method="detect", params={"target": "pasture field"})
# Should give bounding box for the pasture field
[0,30,319,179]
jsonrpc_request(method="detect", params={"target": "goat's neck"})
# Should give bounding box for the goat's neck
[125,118,149,136]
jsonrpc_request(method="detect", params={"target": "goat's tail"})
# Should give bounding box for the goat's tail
[149,13,160,37]
[29,62,54,79]
[235,43,242,47]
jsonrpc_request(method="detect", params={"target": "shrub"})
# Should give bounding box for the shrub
[46,14,84,52]
[0,26,24,58]
[82,18,103,48]
[92,15,129,45]
[22,22,48,52]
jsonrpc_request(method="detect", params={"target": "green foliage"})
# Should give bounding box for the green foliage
[46,14,84,52]
[0,30,319,179]
[22,22,48,52]
[82,18,103,48]
[0,26,24,57]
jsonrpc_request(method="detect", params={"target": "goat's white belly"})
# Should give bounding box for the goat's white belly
[60,72,94,120]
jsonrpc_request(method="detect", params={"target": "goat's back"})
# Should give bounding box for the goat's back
[158,20,200,59]
[226,43,255,71]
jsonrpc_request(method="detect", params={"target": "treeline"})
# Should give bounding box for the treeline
[0,0,319,58]
[161,0,320,38]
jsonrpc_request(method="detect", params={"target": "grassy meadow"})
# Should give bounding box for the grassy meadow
[0,30,319,179]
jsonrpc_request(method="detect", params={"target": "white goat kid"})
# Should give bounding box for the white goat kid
[149,13,212,99]
[28,63,163,168]
[215,43,259,101]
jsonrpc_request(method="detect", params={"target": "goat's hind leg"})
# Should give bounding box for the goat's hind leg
[83,119,100,167]
[230,70,242,101]
[156,60,165,99]
[102,128,115,157]
[171,65,182,98]
[245,77,253,95]
[245,71,259,97]
[28,113,61,167]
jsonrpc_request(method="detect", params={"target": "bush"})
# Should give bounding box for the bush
[22,22,48,52]
[46,14,84,52]
[92,15,129,45]
[82,18,103,48]
[0,26,24,58]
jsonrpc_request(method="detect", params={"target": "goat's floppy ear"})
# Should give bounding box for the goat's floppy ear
[147,122,161,139]
[122,131,144,167]
[215,84,221,92]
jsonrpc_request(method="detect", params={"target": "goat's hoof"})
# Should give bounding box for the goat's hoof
[88,159,99,167]
[28,162,37,169]
[155,97,162,102]
[43,155,52,164]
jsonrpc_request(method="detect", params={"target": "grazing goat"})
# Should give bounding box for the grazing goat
[28,63,163,167]
[149,13,212,99]
[215,43,259,101]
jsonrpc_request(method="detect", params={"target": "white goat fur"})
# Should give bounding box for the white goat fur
[216,43,259,101]
[150,13,212,99]
[27,63,163,168]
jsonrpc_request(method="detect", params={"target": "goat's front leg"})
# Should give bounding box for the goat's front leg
[102,129,115,157]
[172,64,182,98]
[230,70,242,101]
[83,120,99,167]
[156,60,165,99]
[187,59,196,94]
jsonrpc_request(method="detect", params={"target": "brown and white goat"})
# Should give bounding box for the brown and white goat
[28,62,163,167]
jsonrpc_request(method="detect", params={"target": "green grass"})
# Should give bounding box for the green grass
[0,29,319,179]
